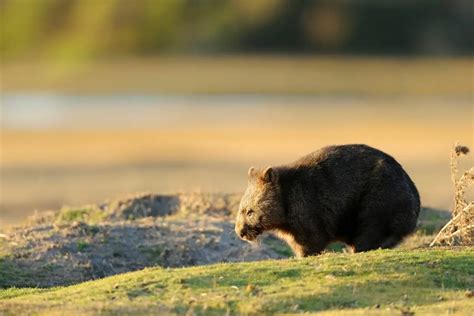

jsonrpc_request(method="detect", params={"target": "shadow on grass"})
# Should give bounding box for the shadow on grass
[0,223,177,288]
[0,219,281,289]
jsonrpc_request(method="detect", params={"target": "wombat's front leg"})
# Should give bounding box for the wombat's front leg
[276,230,327,257]
[294,242,327,257]
[289,242,307,258]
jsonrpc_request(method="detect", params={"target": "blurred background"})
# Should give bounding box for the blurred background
[1,0,473,225]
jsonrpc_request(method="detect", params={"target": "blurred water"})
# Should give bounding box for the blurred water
[1,93,361,129]
[3,93,471,129]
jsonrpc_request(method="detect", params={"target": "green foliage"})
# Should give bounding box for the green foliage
[137,245,166,265]
[418,207,451,235]
[0,0,58,57]
[0,0,279,60]
[76,240,90,252]
[56,206,106,224]
[1,0,471,60]
[1,249,473,314]
[0,287,47,300]
[0,257,37,289]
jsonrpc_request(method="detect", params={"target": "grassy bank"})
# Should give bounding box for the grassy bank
[1,249,473,315]
[0,190,451,289]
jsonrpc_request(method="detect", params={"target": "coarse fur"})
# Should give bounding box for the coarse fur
[235,144,420,257]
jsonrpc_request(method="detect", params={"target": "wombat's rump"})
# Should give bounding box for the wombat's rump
[235,144,420,257]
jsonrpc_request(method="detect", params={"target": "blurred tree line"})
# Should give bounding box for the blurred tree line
[1,0,472,60]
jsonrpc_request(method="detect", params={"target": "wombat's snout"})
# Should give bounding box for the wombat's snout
[235,222,245,239]
[235,222,259,242]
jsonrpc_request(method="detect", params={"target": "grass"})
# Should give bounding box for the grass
[56,206,107,225]
[0,249,473,315]
[416,207,451,235]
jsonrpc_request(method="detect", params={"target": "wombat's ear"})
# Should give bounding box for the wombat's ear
[248,166,256,178]
[262,166,276,183]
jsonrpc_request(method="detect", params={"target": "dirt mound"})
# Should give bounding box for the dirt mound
[109,194,181,219]
[0,193,446,288]
[0,193,288,288]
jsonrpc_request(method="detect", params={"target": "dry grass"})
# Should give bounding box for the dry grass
[431,143,474,246]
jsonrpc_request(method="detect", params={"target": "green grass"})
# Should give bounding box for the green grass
[417,207,452,235]
[1,249,472,315]
[56,206,107,225]
[0,258,32,290]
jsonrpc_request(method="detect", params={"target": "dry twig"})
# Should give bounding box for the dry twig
[430,142,473,246]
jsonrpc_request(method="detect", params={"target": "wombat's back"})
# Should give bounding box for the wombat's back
[277,144,420,253]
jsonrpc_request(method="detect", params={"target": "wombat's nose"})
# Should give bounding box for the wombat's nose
[235,223,244,239]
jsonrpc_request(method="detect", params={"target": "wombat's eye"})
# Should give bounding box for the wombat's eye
[246,209,255,218]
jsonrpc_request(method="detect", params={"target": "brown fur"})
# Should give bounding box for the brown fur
[235,144,420,257]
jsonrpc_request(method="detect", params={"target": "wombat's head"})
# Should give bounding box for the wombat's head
[235,166,285,242]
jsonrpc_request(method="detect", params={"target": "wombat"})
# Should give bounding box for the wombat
[235,144,420,257]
